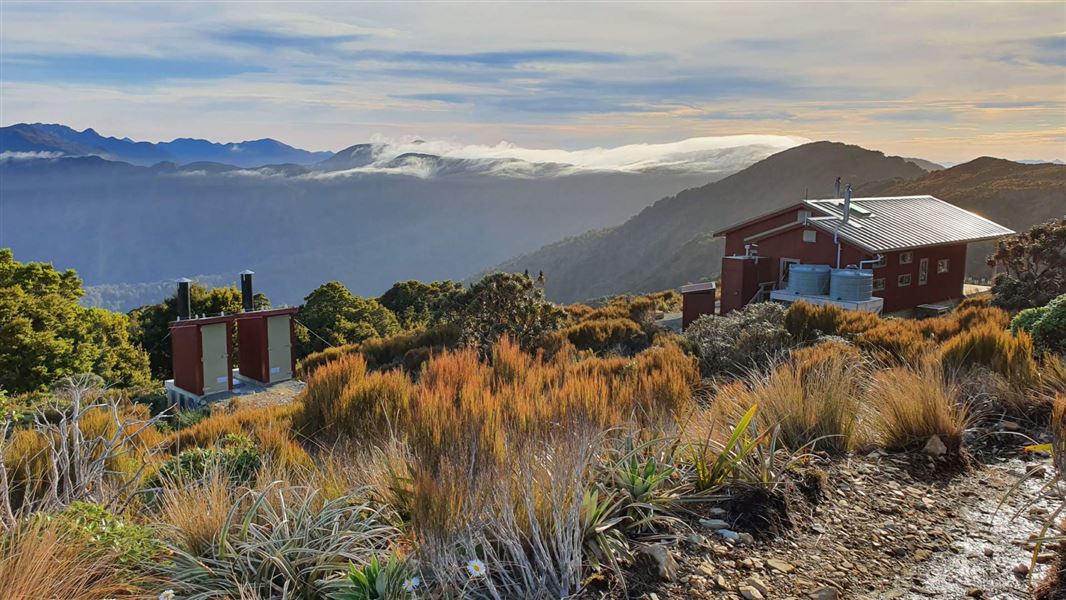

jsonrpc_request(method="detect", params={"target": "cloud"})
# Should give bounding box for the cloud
[868,109,957,122]
[696,109,797,121]
[353,48,640,67]
[993,33,1066,66]
[0,2,1063,164]
[2,54,268,84]
[214,28,368,51]
[310,134,806,178]
[0,151,64,162]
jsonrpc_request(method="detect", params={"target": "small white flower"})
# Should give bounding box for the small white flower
[159,591,176,600]
[402,576,421,592]
[467,559,486,577]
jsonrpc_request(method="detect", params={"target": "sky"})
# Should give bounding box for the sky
[1,1,1064,165]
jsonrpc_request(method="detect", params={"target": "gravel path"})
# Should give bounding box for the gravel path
[620,451,1058,600]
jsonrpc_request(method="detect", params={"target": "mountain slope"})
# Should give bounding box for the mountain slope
[0,123,332,167]
[492,142,931,302]
[859,157,1066,278]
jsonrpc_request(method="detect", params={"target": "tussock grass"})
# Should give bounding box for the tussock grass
[867,364,970,455]
[939,323,1037,383]
[0,519,142,599]
[156,468,236,555]
[715,349,865,453]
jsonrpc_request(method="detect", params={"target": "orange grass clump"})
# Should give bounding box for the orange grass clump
[867,364,970,455]
[939,323,1037,383]
[0,519,143,599]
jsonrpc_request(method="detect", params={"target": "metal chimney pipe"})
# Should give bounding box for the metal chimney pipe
[843,184,853,225]
[240,270,255,312]
[176,278,192,320]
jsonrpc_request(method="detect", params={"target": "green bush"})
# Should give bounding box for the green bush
[1030,295,1066,355]
[1011,306,1047,336]
[49,501,162,568]
[685,302,792,376]
[156,433,262,484]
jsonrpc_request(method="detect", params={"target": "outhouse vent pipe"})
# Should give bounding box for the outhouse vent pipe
[176,278,192,320]
[240,270,255,312]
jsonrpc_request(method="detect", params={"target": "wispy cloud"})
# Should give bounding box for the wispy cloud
[2,54,268,83]
[0,2,1062,163]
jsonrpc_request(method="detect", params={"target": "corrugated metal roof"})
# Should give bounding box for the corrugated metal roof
[802,195,1014,253]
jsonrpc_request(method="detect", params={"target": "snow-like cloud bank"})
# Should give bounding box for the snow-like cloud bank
[372,134,806,171]
[310,134,808,179]
[0,150,64,162]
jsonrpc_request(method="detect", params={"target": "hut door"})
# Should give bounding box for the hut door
[200,323,230,395]
[267,316,293,383]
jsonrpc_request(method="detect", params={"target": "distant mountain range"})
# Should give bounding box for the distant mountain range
[1,126,805,309]
[493,142,1066,303]
[0,123,333,167]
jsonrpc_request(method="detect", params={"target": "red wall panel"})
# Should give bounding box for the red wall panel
[171,326,203,395]
[237,316,270,383]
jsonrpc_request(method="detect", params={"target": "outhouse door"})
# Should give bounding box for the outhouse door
[267,315,293,383]
[200,323,231,395]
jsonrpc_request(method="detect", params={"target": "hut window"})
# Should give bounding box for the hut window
[899,251,913,265]
[898,274,912,287]
[937,259,950,274]
[872,278,886,291]
[803,230,817,243]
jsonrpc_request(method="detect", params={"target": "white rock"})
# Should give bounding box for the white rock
[700,518,731,530]
[717,529,741,541]
[923,435,947,457]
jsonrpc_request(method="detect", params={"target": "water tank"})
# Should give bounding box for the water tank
[830,268,874,301]
[787,264,831,295]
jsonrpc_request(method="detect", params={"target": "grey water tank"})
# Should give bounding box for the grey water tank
[787,264,831,295]
[830,268,874,301]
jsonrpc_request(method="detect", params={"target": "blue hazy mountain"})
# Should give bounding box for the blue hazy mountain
[0,123,333,167]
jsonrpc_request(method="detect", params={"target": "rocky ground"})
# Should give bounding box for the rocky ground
[612,436,1059,600]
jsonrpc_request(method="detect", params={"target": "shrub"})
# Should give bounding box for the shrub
[784,301,880,342]
[155,433,263,484]
[1030,295,1066,355]
[686,302,792,376]
[789,338,862,376]
[988,218,1066,310]
[855,320,931,365]
[555,317,649,355]
[867,365,969,455]
[1012,306,1048,336]
[295,354,413,442]
[299,325,463,377]
[166,484,401,600]
[164,402,298,448]
[454,272,565,356]
[939,323,1037,383]
[48,501,162,569]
